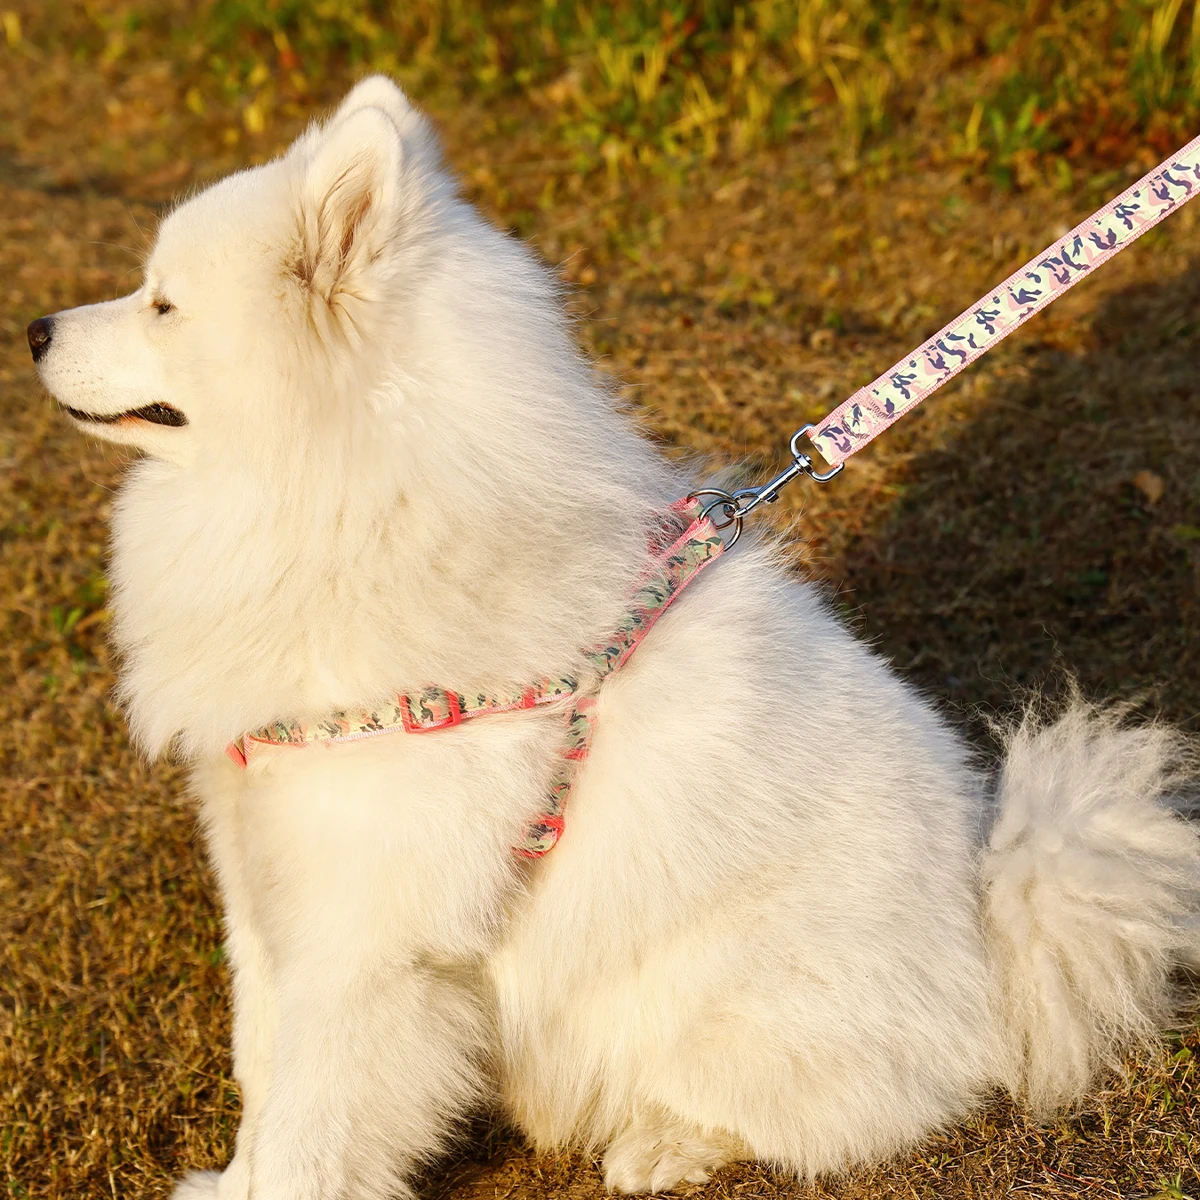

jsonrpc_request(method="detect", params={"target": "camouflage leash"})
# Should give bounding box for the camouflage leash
[695,132,1200,546]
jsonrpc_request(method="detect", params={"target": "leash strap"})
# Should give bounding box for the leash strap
[807,132,1200,468]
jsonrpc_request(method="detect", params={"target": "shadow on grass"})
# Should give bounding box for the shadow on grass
[835,261,1200,740]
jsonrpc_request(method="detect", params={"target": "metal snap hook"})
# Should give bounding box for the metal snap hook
[688,426,845,549]
[790,425,845,482]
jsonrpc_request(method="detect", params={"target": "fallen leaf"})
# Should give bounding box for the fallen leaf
[1133,469,1164,505]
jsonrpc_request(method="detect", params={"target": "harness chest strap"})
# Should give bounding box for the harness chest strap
[226,500,726,857]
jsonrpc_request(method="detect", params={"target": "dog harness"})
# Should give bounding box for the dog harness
[226,499,725,857]
[226,135,1200,857]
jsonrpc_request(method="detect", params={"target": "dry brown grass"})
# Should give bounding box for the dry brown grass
[2,9,1200,1200]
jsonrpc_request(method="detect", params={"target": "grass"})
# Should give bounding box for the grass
[11,0,1200,185]
[2,1,1200,1197]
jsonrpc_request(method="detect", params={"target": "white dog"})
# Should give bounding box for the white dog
[29,77,1200,1199]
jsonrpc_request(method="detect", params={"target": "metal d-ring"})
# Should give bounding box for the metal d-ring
[690,488,745,548]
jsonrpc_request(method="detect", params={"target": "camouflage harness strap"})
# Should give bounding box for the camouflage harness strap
[226,499,725,857]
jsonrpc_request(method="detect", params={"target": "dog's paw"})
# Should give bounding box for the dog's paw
[603,1120,735,1194]
[170,1172,221,1200]
[169,1153,251,1200]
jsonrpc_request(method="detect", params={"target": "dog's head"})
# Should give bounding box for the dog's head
[28,76,442,466]
[25,77,660,760]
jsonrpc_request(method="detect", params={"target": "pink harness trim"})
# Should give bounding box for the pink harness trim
[225,500,726,857]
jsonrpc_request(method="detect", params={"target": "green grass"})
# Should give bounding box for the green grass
[13,0,1200,183]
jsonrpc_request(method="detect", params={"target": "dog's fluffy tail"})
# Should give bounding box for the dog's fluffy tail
[981,698,1200,1115]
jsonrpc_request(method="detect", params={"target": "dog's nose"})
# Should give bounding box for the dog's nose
[27,317,54,362]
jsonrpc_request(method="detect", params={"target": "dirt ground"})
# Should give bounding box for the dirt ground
[3,12,1200,1200]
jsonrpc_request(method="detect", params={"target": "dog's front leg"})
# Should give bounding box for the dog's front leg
[172,780,279,1200]
[247,953,487,1200]
[219,885,276,1197]
[170,775,280,1200]
[227,755,501,1200]
[183,738,531,1200]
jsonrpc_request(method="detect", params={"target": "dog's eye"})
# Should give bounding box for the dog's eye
[154,300,174,315]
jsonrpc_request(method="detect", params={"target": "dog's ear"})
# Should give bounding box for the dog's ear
[333,75,412,129]
[295,106,401,307]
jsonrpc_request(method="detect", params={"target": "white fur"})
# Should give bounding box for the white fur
[984,702,1200,1113]
[33,78,1200,1198]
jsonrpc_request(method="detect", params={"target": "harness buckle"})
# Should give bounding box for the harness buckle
[690,424,844,548]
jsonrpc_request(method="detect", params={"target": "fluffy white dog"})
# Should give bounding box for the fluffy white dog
[29,77,1200,1199]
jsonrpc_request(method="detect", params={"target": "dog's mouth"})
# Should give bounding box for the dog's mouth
[62,402,188,428]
